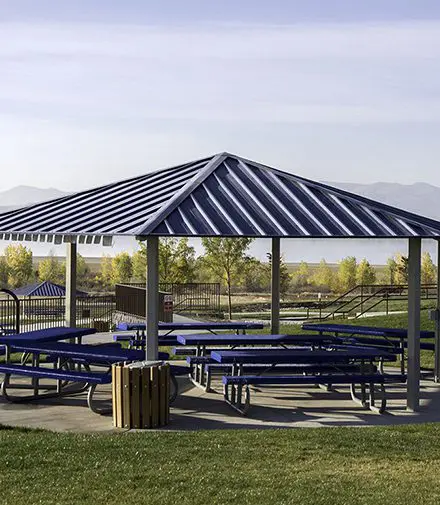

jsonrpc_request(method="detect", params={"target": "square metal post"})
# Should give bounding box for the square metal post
[146,236,159,360]
[271,237,281,335]
[407,237,421,411]
[65,240,77,328]
[435,240,440,382]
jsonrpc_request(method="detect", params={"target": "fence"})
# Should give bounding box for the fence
[0,282,221,333]
[0,292,115,334]
[115,282,221,318]
[114,284,172,323]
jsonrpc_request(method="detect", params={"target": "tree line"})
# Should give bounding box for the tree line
[0,240,438,311]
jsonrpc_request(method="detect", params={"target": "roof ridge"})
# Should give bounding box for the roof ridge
[136,153,228,237]
[0,154,214,220]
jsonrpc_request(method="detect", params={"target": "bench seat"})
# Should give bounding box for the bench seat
[188,357,377,392]
[0,363,112,414]
[0,363,111,384]
[222,373,406,415]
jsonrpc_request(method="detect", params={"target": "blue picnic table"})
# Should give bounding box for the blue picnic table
[177,333,344,391]
[210,347,396,366]
[115,321,264,338]
[176,333,340,347]
[0,326,97,345]
[211,347,401,415]
[302,323,435,339]
[0,336,180,412]
[0,326,98,362]
[302,323,436,375]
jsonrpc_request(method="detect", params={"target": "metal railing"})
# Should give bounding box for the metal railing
[160,282,221,316]
[0,293,116,333]
[317,284,437,320]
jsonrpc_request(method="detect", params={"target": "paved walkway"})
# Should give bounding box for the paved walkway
[1,372,440,432]
[2,320,440,432]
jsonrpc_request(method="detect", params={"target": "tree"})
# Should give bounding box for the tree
[38,253,63,283]
[0,256,8,287]
[238,257,269,292]
[132,245,147,282]
[201,237,254,319]
[159,238,177,283]
[99,255,114,290]
[266,253,291,300]
[338,256,357,292]
[291,261,311,290]
[111,252,133,284]
[385,256,398,285]
[356,258,376,285]
[4,244,33,288]
[394,253,408,284]
[60,253,90,288]
[132,238,197,284]
[312,259,335,292]
[172,238,196,283]
[421,252,437,284]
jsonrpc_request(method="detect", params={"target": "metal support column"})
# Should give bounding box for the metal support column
[435,240,440,382]
[146,236,159,360]
[271,237,281,335]
[65,240,77,328]
[407,237,421,412]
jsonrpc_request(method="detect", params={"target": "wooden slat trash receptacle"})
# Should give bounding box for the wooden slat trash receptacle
[112,361,170,429]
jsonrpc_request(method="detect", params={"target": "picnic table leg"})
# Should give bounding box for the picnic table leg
[32,352,40,396]
[199,345,207,387]
[230,363,239,404]
[236,364,244,406]
[368,382,387,414]
[56,357,62,393]
[2,345,11,389]
[399,339,405,375]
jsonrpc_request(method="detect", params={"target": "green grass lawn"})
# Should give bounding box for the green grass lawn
[1,424,440,505]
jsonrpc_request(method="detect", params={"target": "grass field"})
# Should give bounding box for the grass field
[1,424,440,505]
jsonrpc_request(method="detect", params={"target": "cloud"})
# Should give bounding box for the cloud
[0,19,440,189]
[1,20,440,127]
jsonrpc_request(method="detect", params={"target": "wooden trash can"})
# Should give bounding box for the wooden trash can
[112,361,170,429]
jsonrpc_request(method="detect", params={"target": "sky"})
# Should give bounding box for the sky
[1,1,440,193]
[1,1,440,263]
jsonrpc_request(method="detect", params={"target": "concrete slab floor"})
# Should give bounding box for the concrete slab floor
[2,373,440,433]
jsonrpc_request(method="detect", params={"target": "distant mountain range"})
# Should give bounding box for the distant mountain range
[0,185,69,212]
[326,181,440,221]
[1,181,439,219]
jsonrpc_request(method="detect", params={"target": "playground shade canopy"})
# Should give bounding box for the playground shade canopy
[11,281,88,297]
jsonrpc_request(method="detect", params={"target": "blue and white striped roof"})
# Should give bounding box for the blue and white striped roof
[12,281,88,297]
[1,152,440,241]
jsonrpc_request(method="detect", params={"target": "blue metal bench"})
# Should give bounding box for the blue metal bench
[0,363,112,413]
[222,373,407,415]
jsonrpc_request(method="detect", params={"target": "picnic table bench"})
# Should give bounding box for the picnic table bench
[210,347,401,415]
[302,323,435,339]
